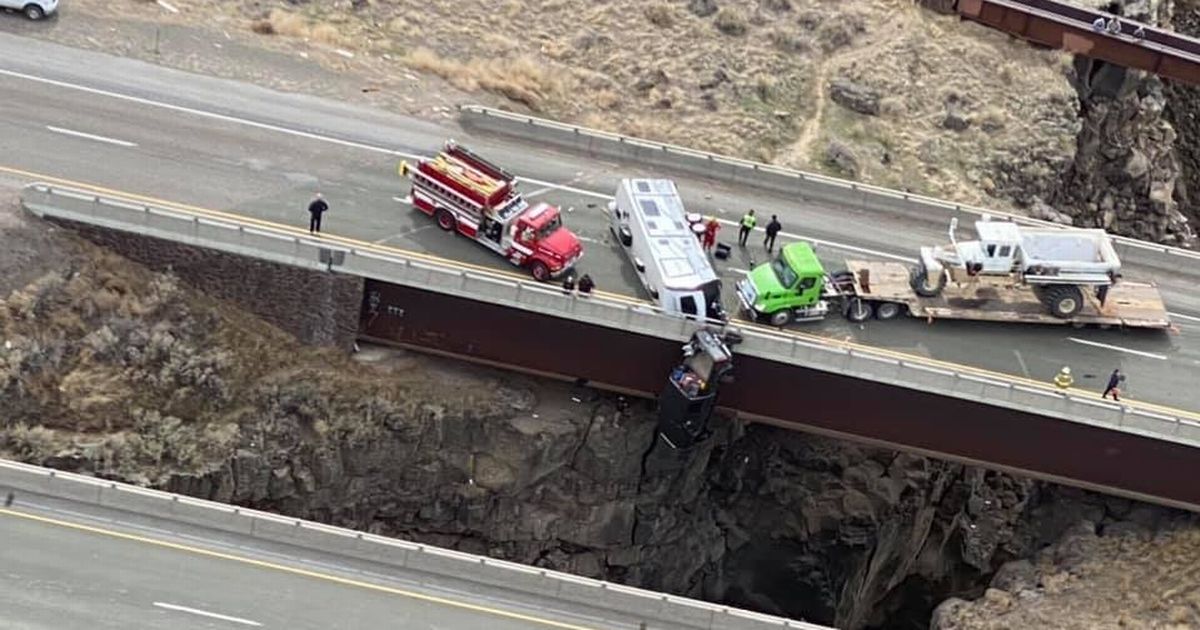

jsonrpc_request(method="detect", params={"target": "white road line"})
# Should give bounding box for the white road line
[0,68,421,160]
[1013,349,1031,378]
[1171,312,1200,323]
[727,268,750,275]
[523,186,554,199]
[152,602,262,627]
[515,176,612,200]
[45,125,137,147]
[393,196,411,204]
[576,235,602,244]
[1068,337,1169,360]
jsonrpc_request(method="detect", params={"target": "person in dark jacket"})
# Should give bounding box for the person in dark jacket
[764,215,782,253]
[562,273,576,295]
[308,192,329,234]
[578,274,595,295]
[1102,368,1122,401]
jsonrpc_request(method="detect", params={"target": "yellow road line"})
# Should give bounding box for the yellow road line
[0,507,604,630]
[5,164,1198,422]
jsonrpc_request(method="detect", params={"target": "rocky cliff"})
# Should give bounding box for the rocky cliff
[1049,0,1196,247]
[932,513,1200,629]
[1165,0,1200,232]
[2,207,1185,630]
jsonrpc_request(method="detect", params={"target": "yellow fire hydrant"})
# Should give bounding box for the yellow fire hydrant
[1053,366,1074,389]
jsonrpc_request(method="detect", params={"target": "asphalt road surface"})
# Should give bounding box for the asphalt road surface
[0,32,1197,414]
[0,493,730,630]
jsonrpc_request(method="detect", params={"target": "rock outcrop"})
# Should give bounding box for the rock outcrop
[1164,0,1200,231]
[1051,2,1196,246]
[931,512,1200,630]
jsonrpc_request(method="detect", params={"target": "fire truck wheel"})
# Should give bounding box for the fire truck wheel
[435,209,456,231]
[529,261,550,282]
[844,297,874,323]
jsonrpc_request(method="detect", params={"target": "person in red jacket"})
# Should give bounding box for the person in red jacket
[702,217,720,253]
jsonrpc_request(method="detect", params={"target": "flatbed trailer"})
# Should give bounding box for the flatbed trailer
[836,260,1172,329]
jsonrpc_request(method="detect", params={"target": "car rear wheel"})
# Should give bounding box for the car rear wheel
[23,3,45,19]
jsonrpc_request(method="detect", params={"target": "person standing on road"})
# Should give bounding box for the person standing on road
[308,192,329,234]
[738,209,756,247]
[578,274,595,296]
[764,215,782,253]
[1102,368,1123,401]
[702,216,720,253]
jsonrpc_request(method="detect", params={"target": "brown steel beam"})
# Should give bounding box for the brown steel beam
[958,0,1200,86]
[360,280,1200,512]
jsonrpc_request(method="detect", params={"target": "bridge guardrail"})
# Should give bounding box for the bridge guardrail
[19,183,1200,451]
[457,105,1200,266]
[0,458,826,630]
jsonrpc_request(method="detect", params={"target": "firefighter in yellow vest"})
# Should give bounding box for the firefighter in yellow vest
[737,209,757,247]
[1053,366,1074,389]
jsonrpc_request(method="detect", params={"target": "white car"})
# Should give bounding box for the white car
[1,0,57,19]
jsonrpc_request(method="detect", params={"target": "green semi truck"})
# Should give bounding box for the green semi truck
[735,221,1171,329]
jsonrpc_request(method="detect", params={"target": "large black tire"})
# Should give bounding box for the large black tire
[529,261,550,282]
[23,3,45,19]
[875,301,906,321]
[910,266,945,298]
[434,209,456,231]
[1042,285,1084,319]
[768,309,792,327]
[844,297,874,323]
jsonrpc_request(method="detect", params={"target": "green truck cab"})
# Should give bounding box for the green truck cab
[735,242,831,326]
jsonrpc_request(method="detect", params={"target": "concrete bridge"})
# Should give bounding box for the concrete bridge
[21,182,1200,512]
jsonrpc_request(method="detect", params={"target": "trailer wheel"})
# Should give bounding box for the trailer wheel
[910,266,945,298]
[875,301,905,320]
[768,309,792,327]
[1043,285,1084,319]
[434,209,456,231]
[844,297,874,323]
[529,261,550,282]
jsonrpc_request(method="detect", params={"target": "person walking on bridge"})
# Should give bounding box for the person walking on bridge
[1102,368,1123,401]
[307,192,329,234]
[738,209,756,247]
[1053,366,1074,390]
[764,215,782,253]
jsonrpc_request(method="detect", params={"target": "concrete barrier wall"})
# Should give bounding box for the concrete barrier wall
[0,458,825,630]
[19,184,1200,449]
[457,105,1200,265]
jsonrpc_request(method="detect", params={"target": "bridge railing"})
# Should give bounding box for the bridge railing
[0,458,826,630]
[20,183,1200,451]
[457,105,1200,268]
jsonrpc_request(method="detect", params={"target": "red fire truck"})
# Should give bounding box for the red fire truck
[399,141,583,281]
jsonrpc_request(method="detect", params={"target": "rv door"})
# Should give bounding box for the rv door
[677,291,704,319]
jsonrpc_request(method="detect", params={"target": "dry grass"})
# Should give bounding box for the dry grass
[402,47,570,111]
[225,0,1085,210]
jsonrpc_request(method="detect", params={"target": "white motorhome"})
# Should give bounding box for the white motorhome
[608,178,725,320]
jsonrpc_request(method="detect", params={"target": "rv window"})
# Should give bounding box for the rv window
[638,199,661,216]
[680,295,698,315]
[998,245,1012,257]
[636,180,652,193]
[985,244,997,257]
